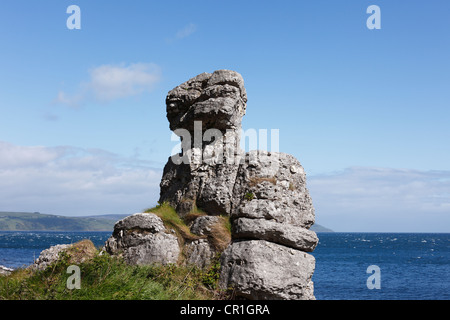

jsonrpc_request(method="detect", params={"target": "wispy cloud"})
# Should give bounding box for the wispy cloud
[0,140,162,216]
[166,23,197,43]
[176,23,197,39]
[308,167,450,232]
[55,63,161,107]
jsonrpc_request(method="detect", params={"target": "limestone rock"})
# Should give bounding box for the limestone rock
[0,265,14,276]
[184,239,216,268]
[232,151,315,228]
[104,213,180,265]
[166,70,247,132]
[219,240,316,300]
[189,216,221,236]
[113,212,165,233]
[30,244,71,271]
[160,70,247,216]
[184,215,231,267]
[233,217,318,252]
[30,240,97,271]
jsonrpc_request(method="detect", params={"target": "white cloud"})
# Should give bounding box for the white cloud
[0,141,162,216]
[55,63,161,107]
[0,141,63,167]
[166,23,197,43]
[176,23,197,39]
[308,167,450,232]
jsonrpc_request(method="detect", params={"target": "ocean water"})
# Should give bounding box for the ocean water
[312,233,450,300]
[0,231,111,269]
[0,231,448,300]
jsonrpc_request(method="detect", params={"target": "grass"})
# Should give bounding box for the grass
[144,202,202,243]
[144,202,231,252]
[0,242,225,300]
[208,217,231,252]
[0,204,233,300]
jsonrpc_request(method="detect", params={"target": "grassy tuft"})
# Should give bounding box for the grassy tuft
[144,202,202,243]
[208,216,231,252]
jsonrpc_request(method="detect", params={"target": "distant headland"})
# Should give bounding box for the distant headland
[0,211,333,232]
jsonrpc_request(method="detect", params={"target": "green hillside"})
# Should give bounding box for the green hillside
[310,224,334,232]
[0,211,333,232]
[0,211,120,231]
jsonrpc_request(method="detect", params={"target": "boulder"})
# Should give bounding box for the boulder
[0,265,14,276]
[30,244,71,271]
[30,240,97,271]
[231,151,315,228]
[104,213,180,265]
[219,240,316,300]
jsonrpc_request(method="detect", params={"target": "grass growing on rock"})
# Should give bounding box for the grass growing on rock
[0,241,224,300]
[144,202,231,251]
[144,202,202,242]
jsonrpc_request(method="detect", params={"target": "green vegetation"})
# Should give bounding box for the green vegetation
[144,202,231,254]
[244,192,255,201]
[0,241,225,300]
[144,202,202,242]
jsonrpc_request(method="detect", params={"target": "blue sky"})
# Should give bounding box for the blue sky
[0,0,449,232]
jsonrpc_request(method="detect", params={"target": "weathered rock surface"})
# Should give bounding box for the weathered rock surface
[104,213,180,265]
[184,239,216,268]
[189,215,221,236]
[232,217,318,252]
[30,240,97,271]
[215,148,318,299]
[160,70,247,216]
[231,151,315,228]
[184,215,231,267]
[30,244,71,271]
[166,70,247,133]
[0,265,14,276]
[219,240,316,300]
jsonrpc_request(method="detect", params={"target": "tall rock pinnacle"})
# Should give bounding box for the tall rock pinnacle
[160,70,318,300]
[105,70,318,300]
[160,70,247,216]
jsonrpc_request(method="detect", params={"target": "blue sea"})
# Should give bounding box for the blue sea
[0,231,448,300]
